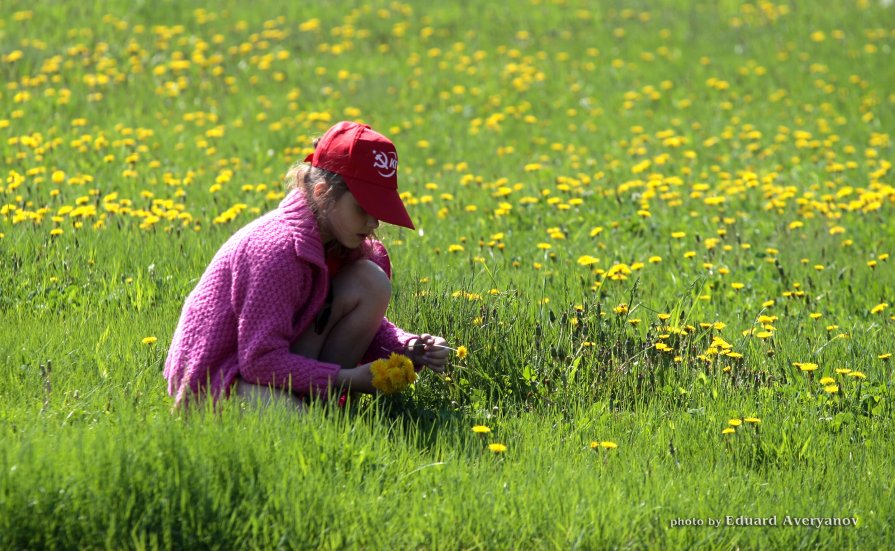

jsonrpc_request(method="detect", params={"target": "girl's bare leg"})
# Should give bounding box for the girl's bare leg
[232,378,305,410]
[235,260,390,405]
[290,259,391,367]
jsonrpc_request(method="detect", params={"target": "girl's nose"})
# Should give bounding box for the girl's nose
[368,216,379,230]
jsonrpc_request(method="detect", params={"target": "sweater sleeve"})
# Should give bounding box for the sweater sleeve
[230,240,340,397]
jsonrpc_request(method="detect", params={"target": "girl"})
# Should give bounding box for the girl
[164,121,450,408]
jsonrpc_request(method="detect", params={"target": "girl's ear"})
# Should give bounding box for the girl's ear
[312,182,328,198]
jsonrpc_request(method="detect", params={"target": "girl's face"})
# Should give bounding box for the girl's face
[319,189,379,248]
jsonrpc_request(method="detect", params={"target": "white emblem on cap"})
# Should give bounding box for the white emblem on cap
[372,150,398,178]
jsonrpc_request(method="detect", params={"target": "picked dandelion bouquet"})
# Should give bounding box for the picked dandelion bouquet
[371,353,416,394]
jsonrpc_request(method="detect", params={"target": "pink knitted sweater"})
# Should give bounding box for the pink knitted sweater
[164,190,417,405]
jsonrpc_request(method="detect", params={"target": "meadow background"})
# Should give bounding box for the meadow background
[1,0,894,548]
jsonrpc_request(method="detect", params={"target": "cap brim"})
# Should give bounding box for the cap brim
[346,178,415,230]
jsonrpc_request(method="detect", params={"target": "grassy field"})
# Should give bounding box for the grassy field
[1,0,894,548]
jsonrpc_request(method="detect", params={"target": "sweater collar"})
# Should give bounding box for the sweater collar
[278,190,327,269]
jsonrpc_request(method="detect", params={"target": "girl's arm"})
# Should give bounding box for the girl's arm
[358,240,421,365]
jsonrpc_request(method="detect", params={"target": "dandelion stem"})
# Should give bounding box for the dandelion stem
[382,344,461,352]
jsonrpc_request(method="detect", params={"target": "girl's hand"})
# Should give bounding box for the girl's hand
[335,363,375,394]
[406,334,450,373]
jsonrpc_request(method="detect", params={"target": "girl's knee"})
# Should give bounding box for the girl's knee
[334,259,391,305]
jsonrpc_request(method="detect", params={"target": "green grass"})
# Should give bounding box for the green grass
[1,0,894,548]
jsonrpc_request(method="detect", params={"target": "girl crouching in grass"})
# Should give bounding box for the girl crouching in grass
[164,121,449,409]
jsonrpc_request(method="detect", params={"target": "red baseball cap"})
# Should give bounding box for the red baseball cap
[304,121,415,229]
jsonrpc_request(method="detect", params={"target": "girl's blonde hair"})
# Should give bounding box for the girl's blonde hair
[285,137,349,217]
[284,161,349,218]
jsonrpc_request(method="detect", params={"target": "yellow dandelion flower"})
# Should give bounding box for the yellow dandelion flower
[728,419,742,427]
[879,353,892,361]
[823,385,839,394]
[488,443,507,453]
[835,368,851,375]
[819,376,835,385]
[371,353,416,394]
[722,428,736,435]
[743,417,761,424]
[797,362,818,372]
[141,336,158,345]
[456,346,468,359]
[472,425,491,434]
[577,255,599,266]
[731,282,745,290]
[870,303,888,314]
[849,371,866,379]
[600,441,618,449]
[370,360,389,387]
